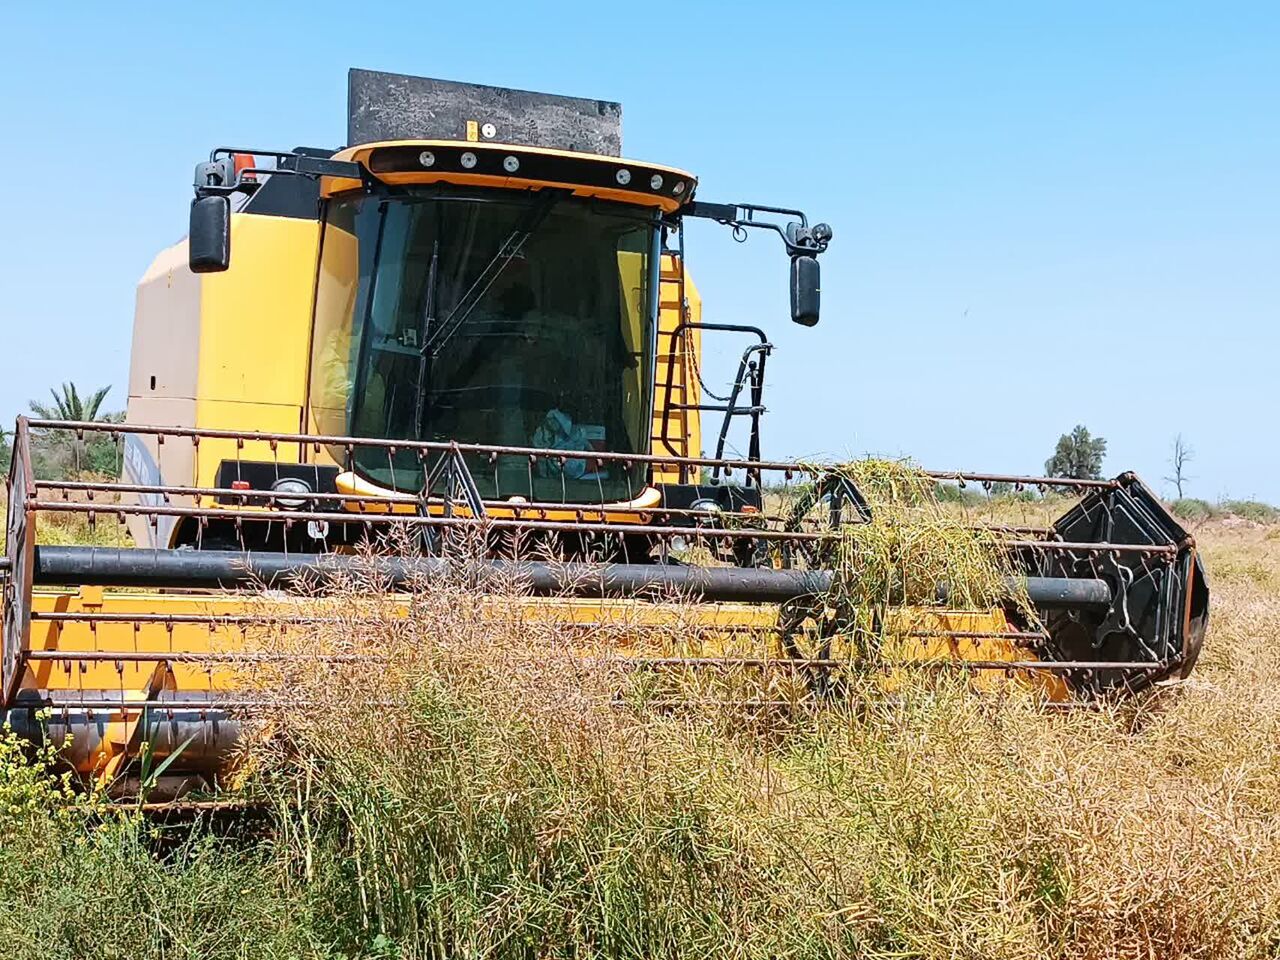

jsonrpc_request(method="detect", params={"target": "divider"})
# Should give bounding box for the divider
[2,417,34,707]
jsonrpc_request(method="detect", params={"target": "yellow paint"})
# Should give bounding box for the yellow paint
[617,248,648,454]
[652,256,701,482]
[877,608,1069,699]
[189,214,320,494]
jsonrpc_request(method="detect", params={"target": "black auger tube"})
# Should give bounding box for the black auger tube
[31,547,1112,610]
[32,547,831,604]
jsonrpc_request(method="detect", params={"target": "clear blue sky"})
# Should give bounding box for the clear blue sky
[3,2,1276,501]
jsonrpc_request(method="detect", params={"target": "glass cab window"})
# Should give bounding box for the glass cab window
[310,186,660,503]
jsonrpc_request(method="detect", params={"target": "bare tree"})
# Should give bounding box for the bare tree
[1164,433,1194,498]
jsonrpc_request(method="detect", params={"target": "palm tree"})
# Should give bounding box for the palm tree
[27,383,122,475]
[28,382,114,423]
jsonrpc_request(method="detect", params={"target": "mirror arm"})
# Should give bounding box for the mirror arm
[679,201,833,258]
[193,153,371,201]
[187,150,373,274]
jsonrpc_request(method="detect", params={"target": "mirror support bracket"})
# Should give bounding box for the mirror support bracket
[187,148,369,273]
[678,201,832,258]
[677,200,832,326]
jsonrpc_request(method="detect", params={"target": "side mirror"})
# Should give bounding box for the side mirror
[189,195,231,273]
[790,255,820,326]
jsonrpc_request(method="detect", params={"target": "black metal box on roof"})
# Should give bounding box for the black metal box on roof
[347,69,623,156]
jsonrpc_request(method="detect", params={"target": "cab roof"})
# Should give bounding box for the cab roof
[325,139,697,214]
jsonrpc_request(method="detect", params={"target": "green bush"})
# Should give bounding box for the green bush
[1170,498,1279,525]
[1222,500,1280,523]
[1171,498,1222,522]
[0,723,313,960]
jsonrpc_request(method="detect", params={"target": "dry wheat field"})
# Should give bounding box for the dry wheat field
[0,480,1278,959]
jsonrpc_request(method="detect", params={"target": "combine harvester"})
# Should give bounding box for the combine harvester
[1,71,1208,795]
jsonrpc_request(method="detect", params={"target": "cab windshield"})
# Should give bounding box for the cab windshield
[311,187,661,502]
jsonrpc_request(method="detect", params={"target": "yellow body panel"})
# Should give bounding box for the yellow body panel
[879,608,1070,698]
[26,589,249,695]
[652,256,702,482]
[191,214,321,489]
[124,213,322,545]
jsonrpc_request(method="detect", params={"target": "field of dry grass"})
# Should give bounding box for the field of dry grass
[211,509,1280,959]
[0,476,1278,958]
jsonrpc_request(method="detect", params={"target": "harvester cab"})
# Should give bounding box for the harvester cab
[152,70,835,559]
[1,70,1208,797]
[184,71,830,531]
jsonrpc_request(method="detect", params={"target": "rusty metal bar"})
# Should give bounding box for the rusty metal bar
[15,698,392,712]
[28,499,829,543]
[614,657,1171,672]
[22,650,373,663]
[27,611,787,638]
[900,629,1048,641]
[24,419,825,474]
[35,479,797,524]
[133,799,267,814]
[30,611,366,625]
[24,610,1046,643]
[24,419,1121,489]
[1003,539,1175,556]
[33,479,1066,537]
[27,498,1177,556]
[35,480,1064,533]
[17,700,277,711]
[925,470,1117,490]
[36,479,420,508]
[618,697,1101,712]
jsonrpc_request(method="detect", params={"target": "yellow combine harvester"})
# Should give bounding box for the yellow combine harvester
[2,71,1208,794]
